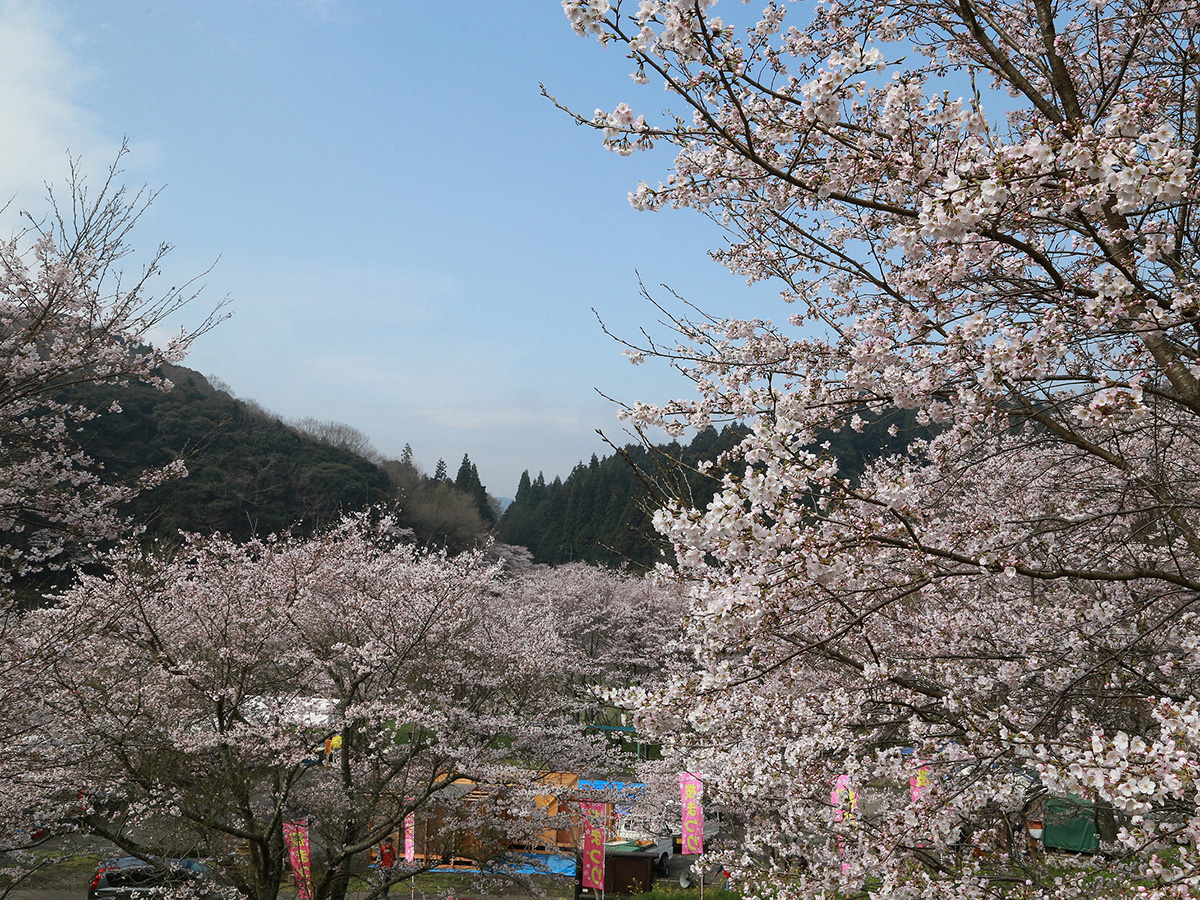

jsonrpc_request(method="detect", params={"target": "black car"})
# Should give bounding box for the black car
[87,857,214,900]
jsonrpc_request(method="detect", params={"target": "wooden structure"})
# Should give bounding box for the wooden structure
[573,851,656,899]
[371,772,595,870]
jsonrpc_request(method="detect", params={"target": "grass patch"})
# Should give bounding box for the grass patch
[380,871,575,900]
[625,886,740,900]
[0,849,109,891]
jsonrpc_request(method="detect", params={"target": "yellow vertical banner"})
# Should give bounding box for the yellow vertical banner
[831,775,857,876]
[910,765,930,802]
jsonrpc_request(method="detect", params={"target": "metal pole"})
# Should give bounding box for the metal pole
[698,856,704,900]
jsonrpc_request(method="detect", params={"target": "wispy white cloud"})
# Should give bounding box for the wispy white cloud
[0,0,117,215]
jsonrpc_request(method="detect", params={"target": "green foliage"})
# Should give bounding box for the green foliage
[499,425,750,569]
[455,454,497,525]
[625,884,741,900]
[71,365,391,545]
[499,411,932,570]
[380,456,492,552]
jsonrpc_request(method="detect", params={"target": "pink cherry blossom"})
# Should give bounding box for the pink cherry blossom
[0,147,221,592]
[563,0,1200,896]
[0,516,680,900]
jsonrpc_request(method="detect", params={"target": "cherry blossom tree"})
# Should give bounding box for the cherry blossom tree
[0,149,219,590]
[508,562,686,704]
[562,1,1200,897]
[4,515,614,900]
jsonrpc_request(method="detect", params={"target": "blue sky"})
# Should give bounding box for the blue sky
[0,0,774,496]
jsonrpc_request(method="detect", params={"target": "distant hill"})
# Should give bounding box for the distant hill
[498,425,749,570]
[63,363,927,574]
[499,411,931,570]
[71,364,392,544]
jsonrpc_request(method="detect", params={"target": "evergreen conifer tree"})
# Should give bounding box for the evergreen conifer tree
[455,454,475,493]
[515,470,532,504]
[470,462,494,525]
[453,455,495,526]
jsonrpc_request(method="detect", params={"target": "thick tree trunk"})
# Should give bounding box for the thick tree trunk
[248,832,285,900]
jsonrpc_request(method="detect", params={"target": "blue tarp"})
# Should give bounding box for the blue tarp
[432,852,576,876]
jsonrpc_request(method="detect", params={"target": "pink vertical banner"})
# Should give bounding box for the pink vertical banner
[831,774,857,821]
[910,764,930,802]
[579,800,606,891]
[679,772,704,855]
[283,820,314,900]
[831,775,857,876]
[404,804,415,863]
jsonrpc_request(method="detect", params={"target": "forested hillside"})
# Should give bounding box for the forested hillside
[63,364,510,561]
[68,363,927,574]
[499,412,928,570]
[71,365,392,544]
[499,425,746,569]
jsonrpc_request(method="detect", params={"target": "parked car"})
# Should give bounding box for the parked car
[88,857,214,900]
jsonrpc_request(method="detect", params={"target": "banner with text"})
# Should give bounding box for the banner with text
[679,772,704,855]
[910,765,931,802]
[283,820,314,900]
[831,775,858,876]
[580,800,607,891]
[831,774,857,822]
[404,796,416,862]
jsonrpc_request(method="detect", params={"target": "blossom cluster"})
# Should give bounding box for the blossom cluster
[564,0,1200,896]
[0,153,217,586]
